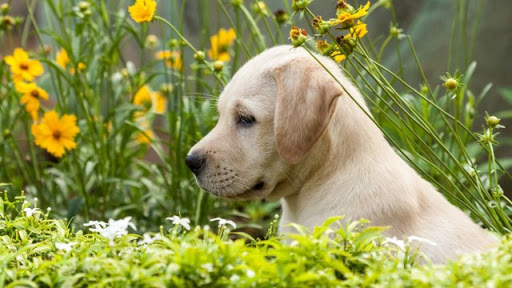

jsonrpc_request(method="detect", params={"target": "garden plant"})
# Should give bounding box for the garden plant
[0,0,511,286]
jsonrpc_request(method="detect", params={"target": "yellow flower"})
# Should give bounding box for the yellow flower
[128,0,156,23]
[330,51,346,63]
[136,129,154,144]
[348,21,367,38]
[56,49,86,74]
[155,50,183,70]
[208,28,236,62]
[31,110,80,158]
[153,92,167,114]
[133,85,166,117]
[15,81,49,120]
[331,1,370,26]
[4,48,44,82]
[56,49,70,69]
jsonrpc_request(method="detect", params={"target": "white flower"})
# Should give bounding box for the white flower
[23,207,40,217]
[55,242,75,252]
[201,263,214,272]
[383,237,406,251]
[84,220,107,232]
[246,269,255,278]
[408,236,437,246]
[138,233,162,245]
[166,216,191,230]
[210,217,237,229]
[111,72,122,82]
[230,274,240,281]
[84,217,136,241]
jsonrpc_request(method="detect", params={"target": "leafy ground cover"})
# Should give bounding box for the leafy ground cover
[2,194,512,288]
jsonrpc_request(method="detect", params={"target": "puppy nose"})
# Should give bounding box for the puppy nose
[185,153,206,175]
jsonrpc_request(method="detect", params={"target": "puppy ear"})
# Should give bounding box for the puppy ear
[273,57,343,164]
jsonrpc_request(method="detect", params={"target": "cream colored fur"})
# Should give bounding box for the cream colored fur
[188,45,498,263]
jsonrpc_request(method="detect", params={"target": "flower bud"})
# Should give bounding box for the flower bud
[291,0,312,11]
[213,61,224,72]
[231,0,243,7]
[316,40,333,55]
[0,3,9,16]
[168,39,179,48]
[3,129,11,138]
[443,78,457,90]
[145,34,159,49]
[486,116,501,129]
[289,26,307,47]
[78,1,90,11]
[336,0,354,17]
[252,1,269,16]
[274,10,289,24]
[390,25,404,39]
[194,51,205,62]
[312,15,331,34]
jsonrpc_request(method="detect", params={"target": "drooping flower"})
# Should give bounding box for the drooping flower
[208,28,236,62]
[56,49,86,74]
[329,21,368,63]
[31,110,80,158]
[155,50,182,70]
[128,0,157,23]
[348,21,368,39]
[4,48,44,82]
[331,1,370,27]
[166,215,191,230]
[15,81,49,120]
[330,51,346,63]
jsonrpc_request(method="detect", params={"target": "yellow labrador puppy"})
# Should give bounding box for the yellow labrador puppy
[186,45,497,263]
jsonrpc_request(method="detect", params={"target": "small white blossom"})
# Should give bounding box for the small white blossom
[246,269,255,278]
[383,237,406,251]
[166,216,191,230]
[55,242,75,252]
[408,236,437,246]
[138,233,162,245]
[201,263,214,272]
[23,207,40,217]
[84,217,136,241]
[210,217,237,229]
[230,274,240,281]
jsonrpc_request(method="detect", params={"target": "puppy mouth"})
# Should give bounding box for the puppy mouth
[225,181,266,199]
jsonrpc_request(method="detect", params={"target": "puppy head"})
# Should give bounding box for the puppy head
[186,46,343,200]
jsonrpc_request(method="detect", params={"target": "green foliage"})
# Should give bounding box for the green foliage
[1,194,511,287]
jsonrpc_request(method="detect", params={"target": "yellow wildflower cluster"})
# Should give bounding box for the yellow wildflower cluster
[290,1,370,63]
[4,47,80,158]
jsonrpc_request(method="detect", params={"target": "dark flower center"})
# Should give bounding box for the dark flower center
[52,130,62,140]
[31,90,40,98]
[20,63,29,70]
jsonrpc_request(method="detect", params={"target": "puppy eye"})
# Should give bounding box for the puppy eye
[237,114,256,127]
